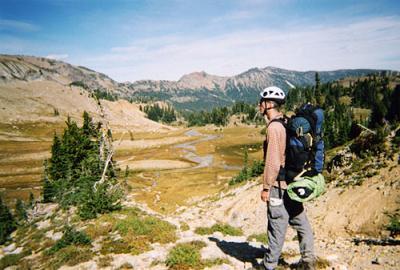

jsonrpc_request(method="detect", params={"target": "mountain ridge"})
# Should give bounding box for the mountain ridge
[1,54,398,110]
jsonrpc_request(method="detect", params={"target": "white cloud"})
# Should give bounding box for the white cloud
[0,19,39,32]
[82,16,400,82]
[46,54,69,60]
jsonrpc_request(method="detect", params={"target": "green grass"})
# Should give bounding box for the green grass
[0,249,31,270]
[92,207,177,255]
[165,240,229,269]
[180,222,190,231]
[115,214,177,244]
[247,233,268,244]
[46,226,91,255]
[386,214,400,237]
[165,241,206,270]
[194,223,243,236]
[315,256,331,268]
[48,246,94,269]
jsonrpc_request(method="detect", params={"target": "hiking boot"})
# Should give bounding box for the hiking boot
[296,260,315,270]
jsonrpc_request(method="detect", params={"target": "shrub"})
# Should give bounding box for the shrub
[195,223,243,236]
[386,215,400,237]
[47,226,91,255]
[15,199,27,223]
[165,241,206,269]
[0,196,16,245]
[43,113,123,219]
[247,233,268,244]
[51,246,93,268]
[0,249,31,269]
[115,215,177,244]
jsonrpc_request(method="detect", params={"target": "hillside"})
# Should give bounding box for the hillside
[0,55,172,136]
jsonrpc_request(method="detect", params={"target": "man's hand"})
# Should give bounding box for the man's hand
[261,189,270,202]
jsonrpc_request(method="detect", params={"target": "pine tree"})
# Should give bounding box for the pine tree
[0,196,16,244]
[28,192,35,209]
[315,72,322,104]
[387,85,400,122]
[44,113,122,219]
[42,160,54,203]
[15,199,27,222]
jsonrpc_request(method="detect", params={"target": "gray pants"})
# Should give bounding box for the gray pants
[263,186,315,269]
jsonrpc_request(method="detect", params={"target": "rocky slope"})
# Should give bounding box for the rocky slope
[0,55,172,136]
[2,157,398,269]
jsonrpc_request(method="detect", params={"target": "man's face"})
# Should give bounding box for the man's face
[259,99,267,114]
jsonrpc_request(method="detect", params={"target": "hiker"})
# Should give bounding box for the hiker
[259,86,315,270]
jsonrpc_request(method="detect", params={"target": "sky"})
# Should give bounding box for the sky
[1,0,400,82]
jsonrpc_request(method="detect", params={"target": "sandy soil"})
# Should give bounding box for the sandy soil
[117,159,193,170]
[115,136,194,149]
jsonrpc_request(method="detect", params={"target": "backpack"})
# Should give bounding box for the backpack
[286,103,325,179]
[270,103,325,181]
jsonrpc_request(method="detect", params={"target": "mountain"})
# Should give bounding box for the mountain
[126,66,397,110]
[0,55,172,137]
[1,54,396,112]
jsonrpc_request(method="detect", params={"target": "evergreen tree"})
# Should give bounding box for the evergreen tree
[0,196,16,244]
[315,72,322,104]
[43,113,122,218]
[28,192,35,209]
[387,85,400,122]
[15,199,27,222]
[42,161,54,203]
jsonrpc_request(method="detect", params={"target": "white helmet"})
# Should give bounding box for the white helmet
[259,86,286,104]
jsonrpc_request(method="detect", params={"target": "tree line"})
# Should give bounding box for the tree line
[182,101,262,127]
[141,103,177,124]
[286,73,400,149]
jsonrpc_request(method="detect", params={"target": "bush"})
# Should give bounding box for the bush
[229,155,264,185]
[0,249,31,269]
[247,233,268,244]
[78,182,122,220]
[47,226,91,255]
[195,223,243,236]
[386,215,400,237]
[69,81,89,90]
[43,113,122,219]
[0,196,16,245]
[165,241,206,269]
[115,214,177,244]
[50,246,93,268]
[15,199,27,223]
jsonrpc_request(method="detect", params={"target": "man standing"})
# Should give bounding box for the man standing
[259,86,315,270]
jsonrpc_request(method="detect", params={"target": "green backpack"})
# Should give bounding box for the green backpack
[287,173,325,202]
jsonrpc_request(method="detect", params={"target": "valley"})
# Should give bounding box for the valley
[0,55,399,269]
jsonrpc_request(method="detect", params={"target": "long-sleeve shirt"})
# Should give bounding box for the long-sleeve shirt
[263,115,287,190]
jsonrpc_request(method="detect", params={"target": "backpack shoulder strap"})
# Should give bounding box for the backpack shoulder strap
[267,115,288,129]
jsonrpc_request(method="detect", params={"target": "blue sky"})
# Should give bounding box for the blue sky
[1,0,400,82]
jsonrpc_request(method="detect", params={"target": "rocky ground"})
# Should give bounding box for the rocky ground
[2,160,399,270]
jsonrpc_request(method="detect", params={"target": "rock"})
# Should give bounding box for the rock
[3,243,16,253]
[212,231,224,239]
[244,262,252,269]
[32,203,58,218]
[45,230,63,241]
[371,257,380,265]
[58,261,97,270]
[325,254,339,262]
[204,263,234,270]
[201,245,227,260]
[36,219,51,230]
[10,247,23,255]
[4,266,18,270]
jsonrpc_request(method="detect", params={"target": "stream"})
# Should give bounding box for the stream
[175,129,241,170]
